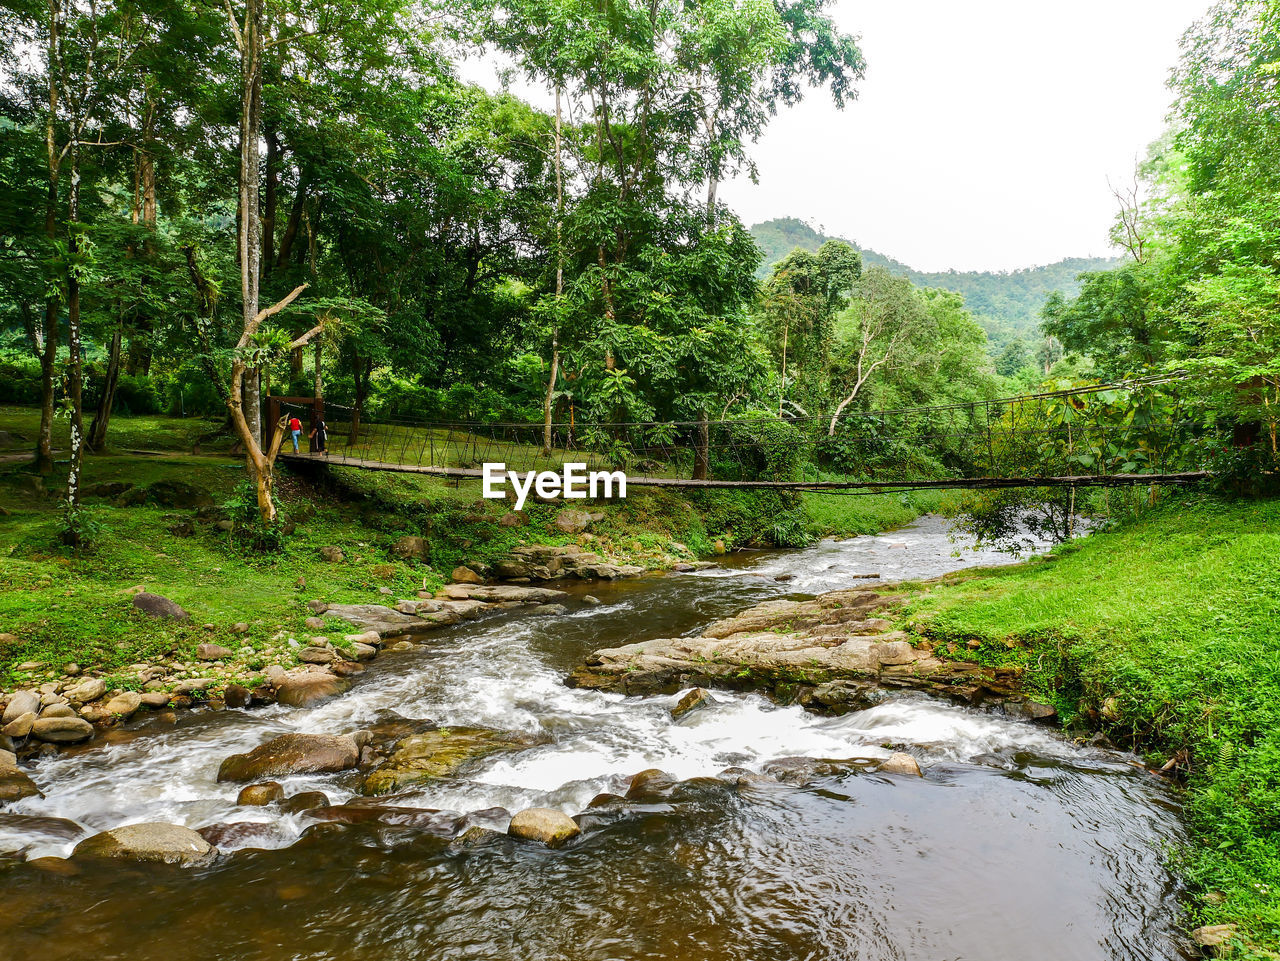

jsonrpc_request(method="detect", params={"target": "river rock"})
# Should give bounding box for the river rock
[671,688,712,720]
[196,643,232,661]
[319,546,345,563]
[224,684,250,709]
[298,646,336,664]
[237,782,285,806]
[1191,924,1237,949]
[216,733,361,783]
[451,566,484,584]
[102,691,142,718]
[363,728,547,795]
[31,716,94,743]
[508,808,580,848]
[65,678,106,704]
[276,673,350,708]
[3,691,40,724]
[41,704,76,718]
[0,759,41,803]
[531,603,567,616]
[2,712,35,738]
[173,678,214,695]
[625,768,680,800]
[449,584,569,604]
[352,643,378,662]
[325,604,444,635]
[74,822,216,866]
[878,752,923,777]
[196,820,286,849]
[279,791,330,814]
[132,592,190,621]
[140,692,171,708]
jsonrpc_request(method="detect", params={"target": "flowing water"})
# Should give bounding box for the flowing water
[0,516,1187,961]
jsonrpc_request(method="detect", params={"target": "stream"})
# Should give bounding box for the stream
[0,515,1187,960]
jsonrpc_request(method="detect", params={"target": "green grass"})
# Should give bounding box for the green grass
[901,495,1280,955]
[0,406,228,454]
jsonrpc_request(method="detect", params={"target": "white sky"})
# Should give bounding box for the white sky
[462,0,1217,273]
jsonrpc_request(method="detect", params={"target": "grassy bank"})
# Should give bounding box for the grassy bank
[901,495,1280,955]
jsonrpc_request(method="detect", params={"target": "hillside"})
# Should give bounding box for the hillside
[749,217,1119,345]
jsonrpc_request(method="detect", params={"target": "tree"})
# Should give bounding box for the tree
[827,266,922,435]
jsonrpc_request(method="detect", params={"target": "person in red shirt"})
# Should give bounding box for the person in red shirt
[288,415,303,452]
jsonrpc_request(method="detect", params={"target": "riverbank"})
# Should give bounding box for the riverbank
[900,495,1280,955]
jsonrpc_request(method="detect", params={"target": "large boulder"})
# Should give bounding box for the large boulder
[3,691,41,724]
[275,673,350,708]
[102,691,142,718]
[31,716,94,744]
[217,733,361,783]
[363,727,546,795]
[132,592,190,621]
[325,604,444,635]
[508,808,580,848]
[450,566,483,584]
[74,822,216,866]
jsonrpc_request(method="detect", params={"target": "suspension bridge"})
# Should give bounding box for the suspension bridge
[272,372,1213,493]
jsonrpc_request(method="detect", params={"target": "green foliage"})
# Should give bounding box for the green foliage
[56,501,104,552]
[221,482,289,554]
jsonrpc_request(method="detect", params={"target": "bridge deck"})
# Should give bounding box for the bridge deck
[279,452,1209,491]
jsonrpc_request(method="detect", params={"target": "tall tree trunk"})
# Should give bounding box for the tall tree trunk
[87,324,123,452]
[543,85,565,456]
[65,145,85,512]
[313,340,323,401]
[236,0,265,485]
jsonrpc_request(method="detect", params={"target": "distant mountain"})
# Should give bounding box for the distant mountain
[749,217,1120,346]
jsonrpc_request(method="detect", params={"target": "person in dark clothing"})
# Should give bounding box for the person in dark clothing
[309,418,328,454]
